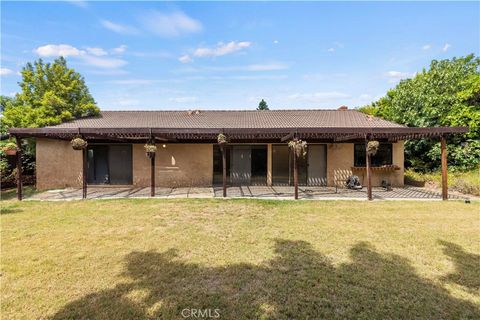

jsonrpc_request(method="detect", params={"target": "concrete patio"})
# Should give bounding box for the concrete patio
[25,185,467,201]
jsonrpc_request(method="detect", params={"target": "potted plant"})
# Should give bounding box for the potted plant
[217,133,227,145]
[3,142,17,156]
[288,139,307,158]
[70,137,88,150]
[367,140,379,156]
[144,143,157,159]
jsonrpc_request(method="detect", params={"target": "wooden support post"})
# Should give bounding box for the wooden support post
[82,148,87,199]
[267,144,273,186]
[221,145,227,197]
[441,136,448,200]
[150,154,155,197]
[366,142,372,201]
[294,151,299,200]
[15,136,22,201]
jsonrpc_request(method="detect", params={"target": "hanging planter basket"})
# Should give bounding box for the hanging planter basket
[217,133,228,145]
[288,139,308,158]
[144,143,157,159]
[367,140,380,156]
[3,142,18,156]
[5,149,17,156]
[71,137,87,150]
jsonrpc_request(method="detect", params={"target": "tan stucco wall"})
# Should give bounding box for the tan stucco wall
[36,138,83,190]
[133,144,213,187]
[35,140,403,189]
[326,141,404,187]
[326,143,354,187]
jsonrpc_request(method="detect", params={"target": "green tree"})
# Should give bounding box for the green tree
[257,99,269,110]
[359,54,480,171]
[1,57,99,131]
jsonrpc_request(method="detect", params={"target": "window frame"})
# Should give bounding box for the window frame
[353,143,393,167]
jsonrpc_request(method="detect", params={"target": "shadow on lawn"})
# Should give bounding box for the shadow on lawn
[51,240,479,319]
[439,240,480,292]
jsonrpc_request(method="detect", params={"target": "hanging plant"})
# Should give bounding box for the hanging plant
[288,139,307,158]
[144,143,157,159]
[367,140,380,156]
[217,133,228,145]
[3,142,18,156]
[71,137,87,150]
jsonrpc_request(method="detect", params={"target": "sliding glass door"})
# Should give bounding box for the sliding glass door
[213,145,267,185]
[87,145,132,185]
[272,144,327,186]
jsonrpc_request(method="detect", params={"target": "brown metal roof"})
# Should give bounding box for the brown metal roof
[45,110,406,129]
[8,109,468,142]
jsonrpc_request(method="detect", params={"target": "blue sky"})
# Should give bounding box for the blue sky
[1,1,479,110]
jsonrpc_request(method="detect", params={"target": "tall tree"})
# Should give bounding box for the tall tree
[257,99,269,110]
[359,54,480,171]
[1,57,99,131]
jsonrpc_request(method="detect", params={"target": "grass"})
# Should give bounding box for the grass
[405,168,480,196]
[1,199,479,319]
[1,186,36,201]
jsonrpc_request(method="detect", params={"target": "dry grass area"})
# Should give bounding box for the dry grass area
[1,199,479,319]
[405,168,480,196]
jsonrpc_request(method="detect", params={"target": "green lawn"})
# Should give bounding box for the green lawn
[1,199,479,319]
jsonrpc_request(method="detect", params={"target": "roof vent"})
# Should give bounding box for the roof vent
[338,105,348,110]
[187,110,201,115]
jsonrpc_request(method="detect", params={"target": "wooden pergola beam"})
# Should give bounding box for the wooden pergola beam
[221,144,227,197]
[9,126,468,141]
[281,132,294,142]
[150,154,155,197]
[15,136,22,201]
[82,148,87,199]
[366,141,373,201]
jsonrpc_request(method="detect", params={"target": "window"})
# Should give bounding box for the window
[354,143,393,167]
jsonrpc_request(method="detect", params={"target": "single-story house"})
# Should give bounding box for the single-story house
[9,108,467,200]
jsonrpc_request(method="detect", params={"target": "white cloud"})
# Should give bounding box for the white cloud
[443,43,451,52]
[107,79,155,85]
[359,93,372,100]
[169,96,198,103]
[273,40,279,44]
[111,45,127,54]
[327,42,343,53]
[0,68,14,76]
[65,0,88,8]
[81,55,127,69]
[288,91,350,102]
[86,47,108,56]
[422,44,431,50]
[34,43,127,69]
[35,44,85,57]
[179,54,193,64]
[142,10,202,37]
[193,41,252,58]
[178,41,252,63]
[101,20,139,35]
[246,63,288,71]
[386,71,413,83]
[175,63,288,73]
